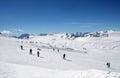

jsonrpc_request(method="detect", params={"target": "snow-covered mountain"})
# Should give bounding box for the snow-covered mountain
[17,30,120,40]
[18,33,30,39]
[60,30,120,39]
[0,30,120,78]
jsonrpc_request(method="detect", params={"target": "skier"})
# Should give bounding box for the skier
[106,62,110,68]
[53,48,55,51]
[20,45,23,50]
[29,49,32,55]
[108,62,110,68]
[63,54,66,59]
[58,49,59,52]
[37,51,40,57]
[83,47,86,50]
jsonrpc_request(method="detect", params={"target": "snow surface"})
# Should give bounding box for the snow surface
[0,32,120,78]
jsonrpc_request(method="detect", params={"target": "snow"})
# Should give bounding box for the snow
[0,62,120,78]
[0,32,120,78]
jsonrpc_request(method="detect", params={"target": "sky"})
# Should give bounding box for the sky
[0,0,120,34]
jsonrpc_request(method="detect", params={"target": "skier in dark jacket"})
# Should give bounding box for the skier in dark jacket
[58,49,59,52]
[21,45,23,50]
[29,49,32,54]
[37,51,40,57]
[63,54,66,59]
[106,62,110,68]
[53,48,55,51]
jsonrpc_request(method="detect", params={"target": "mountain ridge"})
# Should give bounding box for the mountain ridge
[17,30,120,39]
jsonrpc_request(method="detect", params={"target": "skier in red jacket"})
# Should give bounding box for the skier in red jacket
[37,51,40,57]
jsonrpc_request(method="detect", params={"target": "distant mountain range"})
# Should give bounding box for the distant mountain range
[1,30,120,39]
[17,30,120,39]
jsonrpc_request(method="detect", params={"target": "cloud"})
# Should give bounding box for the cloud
[64,22,83,25]
[64,22,101,25]
[64,22,112,27]
[64,22,103,27]
[1,30,12,34]
[64,22,120,27]
[14,29,24,32]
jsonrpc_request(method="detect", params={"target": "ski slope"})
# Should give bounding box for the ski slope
[0,33,120,78]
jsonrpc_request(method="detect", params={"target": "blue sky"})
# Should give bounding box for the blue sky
[0,0,120,34]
